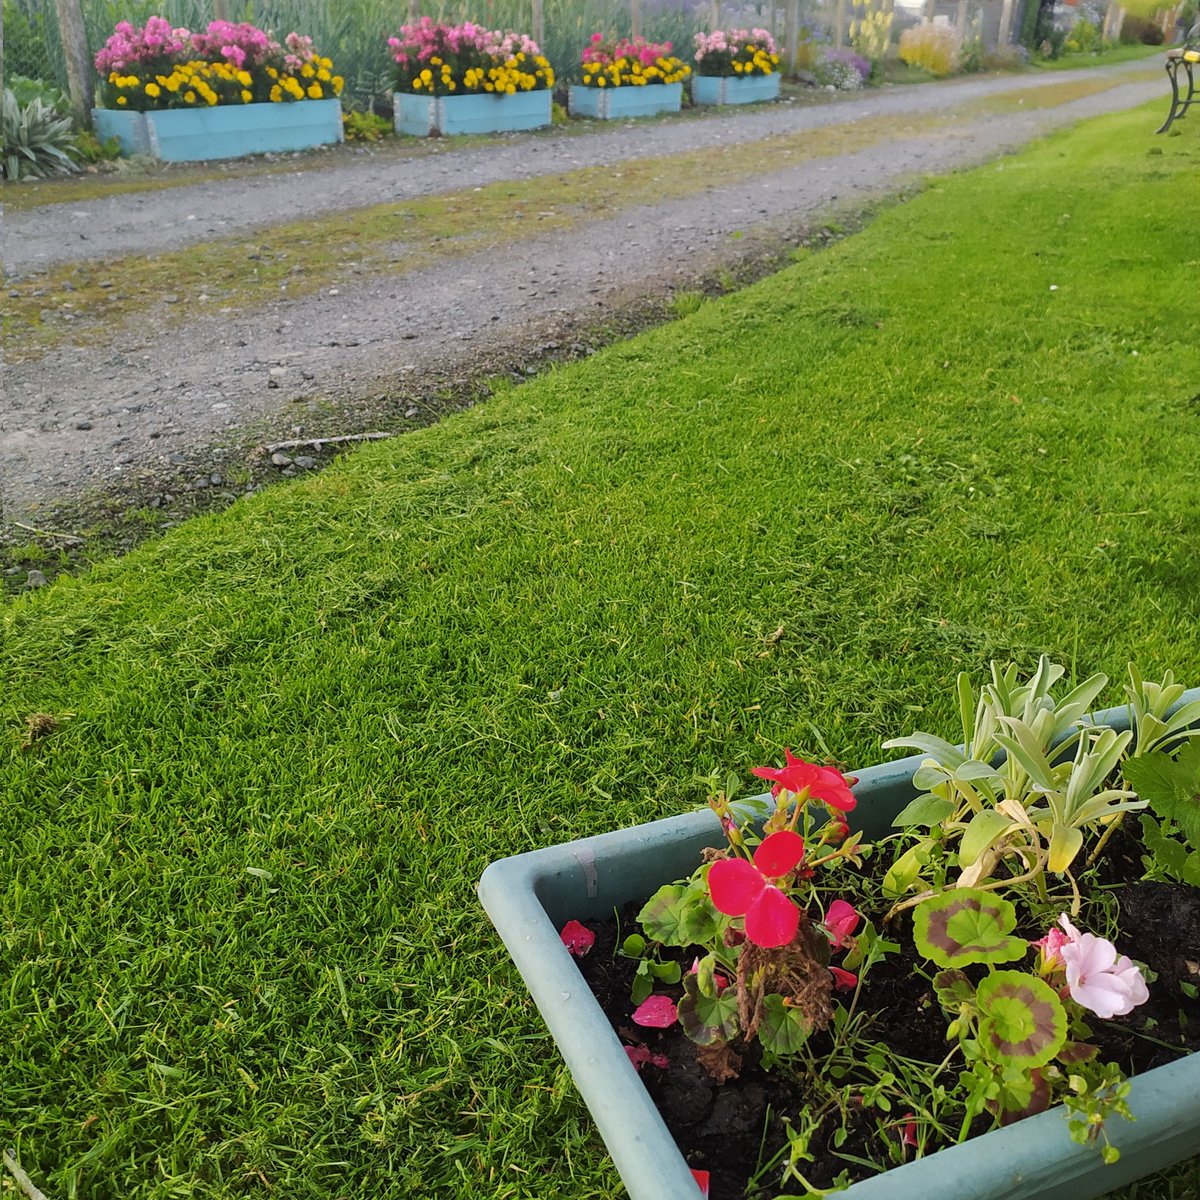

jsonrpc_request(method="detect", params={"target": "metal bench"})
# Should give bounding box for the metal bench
[1158,46,1200,133]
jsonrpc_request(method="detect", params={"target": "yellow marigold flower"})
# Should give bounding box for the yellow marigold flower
[506,84,516,95]
[301,63,315,77]
[145,81,161,97]
[484,82,494,92]
[448,80,456,90]
[241,89,253,102]
[184,90,196,103]
[333,76,344,93]
[116,95,127,105]
[270,84,283,101]
[412,77,423,89]
[237,70,252,86]
[321,57,332,69]
[267,66,278,78]
[307,83,322,99]
[421,68,433,83]
[317,68,330,82]
[597,76,606,86]
[430,56,442,65]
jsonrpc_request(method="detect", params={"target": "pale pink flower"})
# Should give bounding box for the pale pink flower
[1057,924,1149,1019]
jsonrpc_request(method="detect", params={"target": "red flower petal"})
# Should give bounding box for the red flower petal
[632,994,678,1028]
[830,965,858,991]
[810,764,857,812]
[753,829,806,878]
[744,885,800,947]
[559,919,595,957]
[824,899,860,949]
[690,1168,711,1197]
[707,857,765,916]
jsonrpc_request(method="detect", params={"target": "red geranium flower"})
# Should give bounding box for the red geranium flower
[751,748,857,813]
[707,830,805,947]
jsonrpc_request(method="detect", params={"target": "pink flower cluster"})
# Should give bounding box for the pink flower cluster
[693,27,777,61]
[388,18,542,67]
[94,16,189,73]
[582,33,675,68]
[95,16,316,75]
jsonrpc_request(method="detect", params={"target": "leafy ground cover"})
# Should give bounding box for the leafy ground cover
[3,100,1199,1200]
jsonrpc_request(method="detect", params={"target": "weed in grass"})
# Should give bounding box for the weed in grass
[671,290,705,318]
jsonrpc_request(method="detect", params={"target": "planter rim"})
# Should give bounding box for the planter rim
[479,688,1200,1200]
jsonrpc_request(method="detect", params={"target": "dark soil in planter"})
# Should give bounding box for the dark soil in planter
[574,848,1200,1199]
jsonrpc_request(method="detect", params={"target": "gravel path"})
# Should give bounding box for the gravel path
[1,62,1164,528]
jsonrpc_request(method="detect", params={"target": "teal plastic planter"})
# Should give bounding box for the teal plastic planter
[393,90,552,136]
[479,691,1200,1200]
[91,99,343,162]
[692,72,781,105]
[568,82,683,119]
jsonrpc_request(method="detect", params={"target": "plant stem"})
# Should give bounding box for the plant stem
[1085,811,1126,869]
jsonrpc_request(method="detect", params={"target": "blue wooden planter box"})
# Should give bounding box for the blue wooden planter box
[568,81,683,119]
[91,99,343,162]
[480,690,1200,1200]
[394,90,552,136]
[692,71,780,105]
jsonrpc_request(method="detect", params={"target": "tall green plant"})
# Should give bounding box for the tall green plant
[2,86,79,180]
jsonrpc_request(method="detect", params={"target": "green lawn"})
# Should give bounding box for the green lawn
[3,101,1199,1200]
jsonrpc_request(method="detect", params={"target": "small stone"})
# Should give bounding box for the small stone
[163,293,180,304]
[301,369,315,381]
[210,472,223,486]
[75,420,93,430]
[405,406,419,418]
[271,452,293,467]
[25,570,48,589]
[193,475,210,488]
[267,377,281,388]
[328,288,340,296]
[269,367,287,377]
[293,455,318,470]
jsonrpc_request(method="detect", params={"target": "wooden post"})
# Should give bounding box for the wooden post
[53,0,93,128]
[836,0,847,46]
[956,0,968,30]
[213,0,231,19]
[924,0,936,21]
[710,0,721,30]
[997,0,1016,44]
[770,0,778,39]
[631,0,641,38]
[533,0,544,45]
[786,0,799,70]
[408,0,419,21]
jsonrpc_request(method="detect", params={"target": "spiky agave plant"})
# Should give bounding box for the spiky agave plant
[3,88,80,181]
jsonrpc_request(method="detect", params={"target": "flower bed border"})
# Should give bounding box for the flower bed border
[691,72,780,105]
[478,689,1200,1200]
[568,81,683,120]
[91,98,343,162]
[393,89,552,137]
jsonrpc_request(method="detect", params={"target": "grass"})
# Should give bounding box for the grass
[5,66,1154,364]
[3,100,1200,1200]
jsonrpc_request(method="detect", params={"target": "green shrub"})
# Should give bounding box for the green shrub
[2,87,79,180]
[1119,13,1165,43]
[72,128,123,163]
[342,108,392,142]
[8,73,69,111]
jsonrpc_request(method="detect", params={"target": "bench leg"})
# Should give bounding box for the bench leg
[1157,60,1182,132]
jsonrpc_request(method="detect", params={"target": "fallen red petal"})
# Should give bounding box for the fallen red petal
[559,919,595,957]
[690,1167,711,1197]
[632,994,678,1028]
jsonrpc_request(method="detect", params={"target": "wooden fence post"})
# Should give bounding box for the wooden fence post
[631,0,642,38]
[53,0,93,128]
[786,0,799,70]
[533,0,544,45]
[836,0,847,46]
[214,0,230,19]
[997,0,1016,44]
[956,0,968,31]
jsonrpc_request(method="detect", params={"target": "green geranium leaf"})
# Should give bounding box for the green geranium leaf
[1125,742,1200,852]
[676,973,738,1046]
[631,961,654,1005]
[758,994,814,1056]
[651,960,682,984]
[622,934,647,958]
[913,889,1027,968]
[1139,815,1200,885]
[637,878,720,947]
[892,793,956,828]
[976,971,1067,1069]
[933,968,976,1012]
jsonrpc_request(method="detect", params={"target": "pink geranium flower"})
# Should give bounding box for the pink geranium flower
[1058,925,1149,1019]
[707,830,805,947]
[751,749,857,813]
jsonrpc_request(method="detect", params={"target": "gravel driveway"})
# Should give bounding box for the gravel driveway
[0,61,1165,530]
